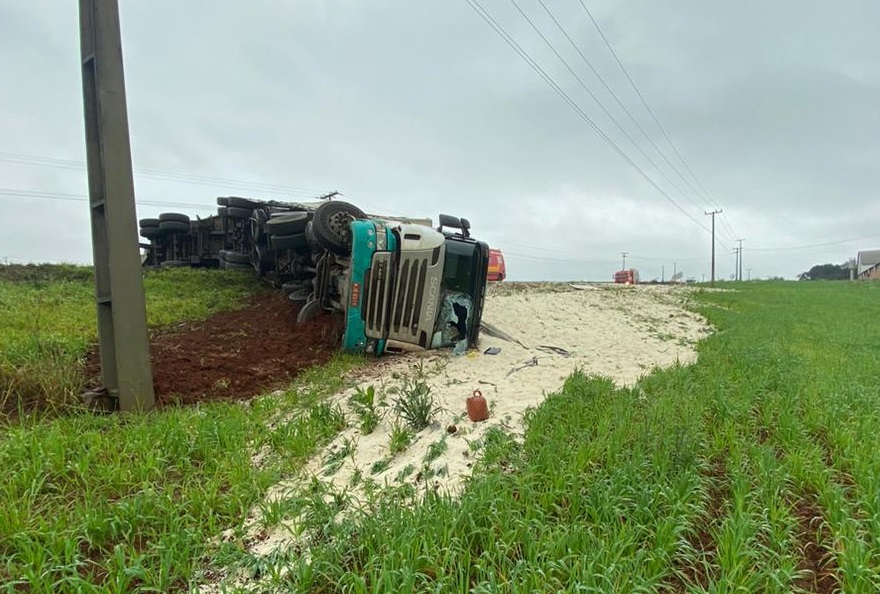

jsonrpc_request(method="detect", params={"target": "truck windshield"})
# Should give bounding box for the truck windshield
[441,239,477,295]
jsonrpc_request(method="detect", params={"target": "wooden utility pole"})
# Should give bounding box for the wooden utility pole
[705,209,722,287]
[79,0,155,411]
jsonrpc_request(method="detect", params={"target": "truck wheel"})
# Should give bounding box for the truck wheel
[288,288,311,304]
[281,280,305,294]
[226,196,258,209]
[139,218,160,227]
[225,262,252,271]
[297,298,323,323]
[266,212,309,236]
[216,197,229,206]
[158,212,190,224]
[224,251,250,265]
[253,243,273,274]
[312,201,366,256]
[270,233,308,251]
[158,220,190,233]
[226,206,252,219]
[251,209,269,241]
[139,226,160,239]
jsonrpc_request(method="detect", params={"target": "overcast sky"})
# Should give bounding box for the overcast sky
[1,1,878,281]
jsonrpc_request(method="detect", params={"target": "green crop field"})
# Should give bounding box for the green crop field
[2,274,879,592]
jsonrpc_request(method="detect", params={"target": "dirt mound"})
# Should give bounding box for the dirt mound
[85,292,345,407]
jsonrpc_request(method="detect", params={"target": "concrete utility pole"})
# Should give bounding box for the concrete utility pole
[621,252,628,270]
[735,238,744,281]
[705,209,722,287]
[79,0,155,412]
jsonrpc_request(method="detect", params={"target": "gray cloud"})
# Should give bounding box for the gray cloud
[1,0,878,281]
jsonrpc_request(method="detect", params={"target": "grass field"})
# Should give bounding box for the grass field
[2,275,879,592]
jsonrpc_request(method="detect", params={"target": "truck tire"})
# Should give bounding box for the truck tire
[252,243,274,274]
[226,206,252,220]
[226,196,258,209]
[270,232,308,251]
[250,209,269,241]
[297,298,323,323]
[281,280,305,294]
[217,206,228,218]
[266,212,309,236]
[224,251,250,265]
[139,218,160,227]
[305,220,317,246]
[312,201,366,256]
[288,288,311,304]
[158,212,190,224]
[158,220,190,233]
[216,197,229,206]
[139,226,160,239]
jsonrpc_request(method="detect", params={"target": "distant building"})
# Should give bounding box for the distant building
[857,249,880,279]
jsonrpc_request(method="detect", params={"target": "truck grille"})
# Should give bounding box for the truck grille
[363,253,431,346]
[362,254,391,338]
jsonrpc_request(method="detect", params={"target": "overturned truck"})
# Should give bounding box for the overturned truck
[139,198,490,356]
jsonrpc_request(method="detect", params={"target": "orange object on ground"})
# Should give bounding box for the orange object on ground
[467,389,489,422]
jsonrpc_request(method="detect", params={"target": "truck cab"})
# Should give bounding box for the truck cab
[303,202,489,356]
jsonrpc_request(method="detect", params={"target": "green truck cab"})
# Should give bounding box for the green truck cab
[302,202,489,356]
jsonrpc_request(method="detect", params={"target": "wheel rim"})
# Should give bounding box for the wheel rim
[327,211,354,240]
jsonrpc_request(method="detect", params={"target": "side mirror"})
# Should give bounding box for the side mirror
[438,214,461,230]
[437,214,470,237]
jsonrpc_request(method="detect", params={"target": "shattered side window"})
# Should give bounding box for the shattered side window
[431,292,473,355]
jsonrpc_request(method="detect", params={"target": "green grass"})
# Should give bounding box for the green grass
[6,278,880,592]
[0,265,264,417]
[0,354,365,593]
[229,281,880,593]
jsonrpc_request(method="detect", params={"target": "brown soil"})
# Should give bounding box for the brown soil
[791,496,838,593]
[84,292,345,407]
[669,460,727,592]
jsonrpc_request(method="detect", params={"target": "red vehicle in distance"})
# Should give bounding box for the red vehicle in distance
[487,248,506,281]
[613,269,639,284]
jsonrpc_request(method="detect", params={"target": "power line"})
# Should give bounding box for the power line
[462,0,718,241]
[628,252,704,263]
[576,0,735,233]
[747,233,880,253]
[0,188,216,211]
[535,0,715,221]
[504,250,617,265]
[508,0,720,239]
[0,151,331,198]
[510,0,702,227]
